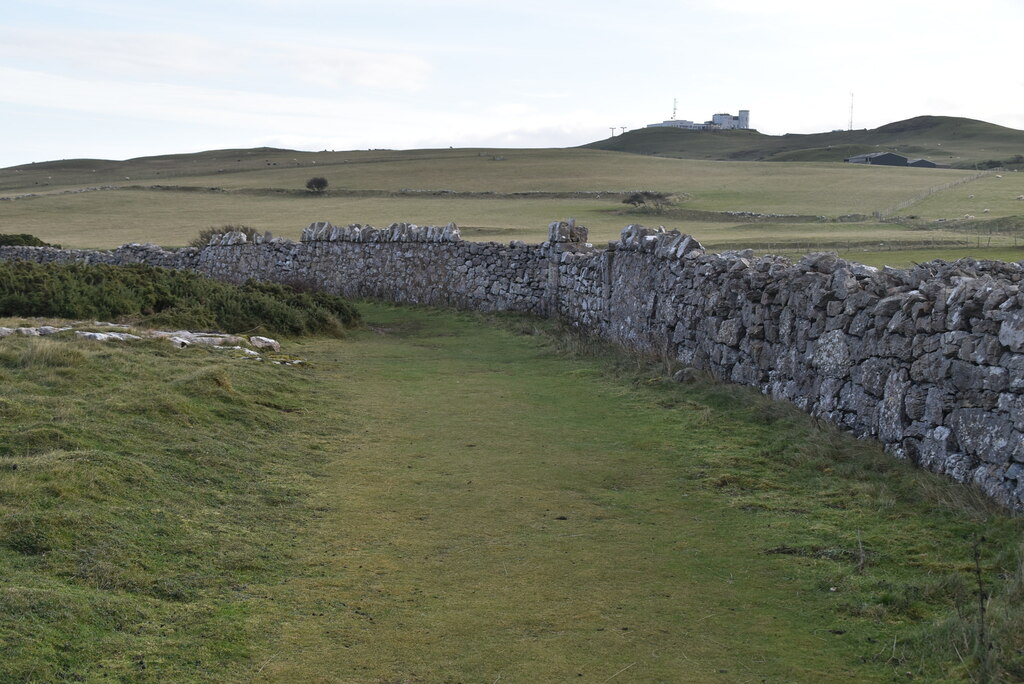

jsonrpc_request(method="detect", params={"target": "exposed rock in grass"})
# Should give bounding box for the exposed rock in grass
[3,323,287,362]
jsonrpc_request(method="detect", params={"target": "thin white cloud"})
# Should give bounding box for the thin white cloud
[0,29,252,81]
[0,65,590,152]
[0,67,344,127]
[282,43,431,92]
[0,27,432,93]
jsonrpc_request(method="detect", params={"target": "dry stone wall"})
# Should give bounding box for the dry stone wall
[2,220,1022,509]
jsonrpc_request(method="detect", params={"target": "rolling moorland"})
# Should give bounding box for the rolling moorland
[1,115,1023,267]
[3,116,1024,681]
[585,115,1024,167]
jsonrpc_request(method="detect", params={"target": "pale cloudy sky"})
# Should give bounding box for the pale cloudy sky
[1,0,1021,168]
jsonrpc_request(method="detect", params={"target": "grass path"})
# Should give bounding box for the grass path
[3,304,1019,681]
[248,305,964,683]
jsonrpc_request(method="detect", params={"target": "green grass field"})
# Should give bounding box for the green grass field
[6,145,1024,266]
[3,304,1023,682]
[897,172,1024,219]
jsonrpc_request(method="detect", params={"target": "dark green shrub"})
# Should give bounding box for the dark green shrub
[305,176,328,193]
[622,191,675,214]
[0,262,360,335]
[976,156,1024,171]
[0,234,59,248]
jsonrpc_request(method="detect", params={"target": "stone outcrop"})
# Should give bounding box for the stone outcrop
[2,221,1022,508]
[0,323,280,356]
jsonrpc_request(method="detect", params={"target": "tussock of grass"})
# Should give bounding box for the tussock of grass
[7,338,86,368]
[173,365,236,395]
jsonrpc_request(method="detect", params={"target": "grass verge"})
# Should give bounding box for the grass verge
[0,335,329,681]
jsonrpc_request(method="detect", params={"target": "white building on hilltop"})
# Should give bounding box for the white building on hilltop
[647,109,750,131]
[711,111,750,129]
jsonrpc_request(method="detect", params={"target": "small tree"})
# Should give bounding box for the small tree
[306,177,329,194]
[622,191,674,214]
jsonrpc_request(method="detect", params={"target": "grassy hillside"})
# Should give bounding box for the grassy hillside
[2,138,1024,267]
[3,303,1024,681]
[585,116,1024,168]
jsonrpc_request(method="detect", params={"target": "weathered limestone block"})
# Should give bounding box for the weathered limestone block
[837,382,877,428]
[855,357,896,397]
[949,408,1016,463]
[814,377,845,413]
[924,388,952,426]
[548,218,588,244]
[904,386,928,422]
[999,310,1024,352]
[75,331,141,342]
[812,330,853,378]
[998,394,1024,432]
[948,360,993,392]
[443,223,462,242]
[715,319,744,347]
[249,336,281,352]
[798,252,840,274]
[879,368,911,443]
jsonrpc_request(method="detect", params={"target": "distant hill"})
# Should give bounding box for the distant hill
[583,116,1024,168]
[0,146,310,194]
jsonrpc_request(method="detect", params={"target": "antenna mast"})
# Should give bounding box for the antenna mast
[848,92,854,131]
[672,98,678,120]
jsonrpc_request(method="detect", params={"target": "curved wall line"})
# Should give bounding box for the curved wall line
[3,220,1022,509]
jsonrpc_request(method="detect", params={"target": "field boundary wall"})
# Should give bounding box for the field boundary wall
[2,220,1023,509]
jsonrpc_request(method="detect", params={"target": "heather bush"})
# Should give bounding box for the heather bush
[0,262,359,335]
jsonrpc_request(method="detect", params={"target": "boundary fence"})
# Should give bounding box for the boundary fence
[873,171,992,219]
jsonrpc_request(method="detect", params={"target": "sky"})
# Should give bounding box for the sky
[1,0,1022,168]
